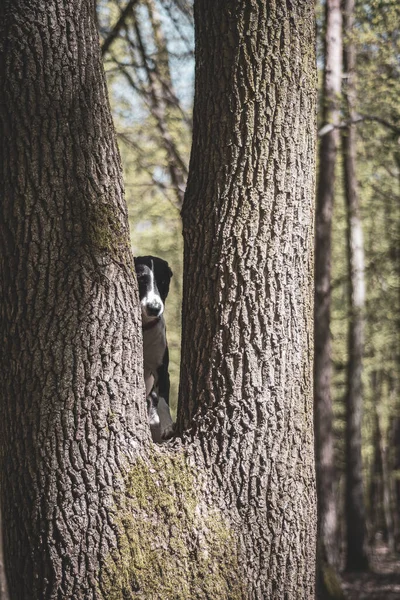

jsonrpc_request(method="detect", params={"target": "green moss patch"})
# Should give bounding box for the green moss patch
[86,201,131,261]
[100,451,245,599]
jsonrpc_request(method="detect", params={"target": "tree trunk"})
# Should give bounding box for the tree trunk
[0,1,148,598]
[314,0,343,596]
[0,504,9,600]
[391,415,400,550]
[369,372,395,550]
[342,0,370,571]
[179,1,317,597]
[1,1,318,598]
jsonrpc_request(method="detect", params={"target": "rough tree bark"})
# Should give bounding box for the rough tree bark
[0,0,317,598]
[342,0,370,571]
[0,505,9,600]
[314,0,344,596]
[0,1,148,598]
[179,0,317,597]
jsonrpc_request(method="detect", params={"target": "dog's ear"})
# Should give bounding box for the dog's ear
[156,262,172,302]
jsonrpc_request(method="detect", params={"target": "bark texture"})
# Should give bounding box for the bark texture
[0,1,148,598]
[342,0,369,571]
[179,1,317,598]
[1,1,318,598]
[0,505,9,600]
[314,0,344,596]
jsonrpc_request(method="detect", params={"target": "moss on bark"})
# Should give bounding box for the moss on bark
[100,450,246,599]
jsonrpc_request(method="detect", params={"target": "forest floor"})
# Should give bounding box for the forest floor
[341,544,400,600]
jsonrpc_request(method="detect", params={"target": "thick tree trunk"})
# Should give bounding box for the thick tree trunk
[1,1,318,598]
[179,1,317,597]
[0,1,148,598]
[314,0,343,596]
[342,0,370,571]
[0,505,9,600]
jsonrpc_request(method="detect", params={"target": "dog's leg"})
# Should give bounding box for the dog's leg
[144,371,155,397]
[156,344,170,404]
[157,397,174,440]
[147,391,163,442]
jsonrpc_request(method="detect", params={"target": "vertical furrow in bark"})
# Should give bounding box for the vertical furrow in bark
[180,1,316,597]
[0,1,147,598]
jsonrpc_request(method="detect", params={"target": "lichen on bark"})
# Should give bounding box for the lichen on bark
[99,450,245,600]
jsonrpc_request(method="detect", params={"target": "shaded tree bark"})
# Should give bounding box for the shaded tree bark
[179,1,317,597]
[0,1,148,597]
[1,0,318,598]
[0,505,9,600]
[314,0,344,596]
[342,0,370,571]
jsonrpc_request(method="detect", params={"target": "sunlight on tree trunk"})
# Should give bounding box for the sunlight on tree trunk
[179,1,317,597]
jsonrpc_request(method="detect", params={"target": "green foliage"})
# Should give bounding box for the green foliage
[98,0,193,414]
[329,0,400,527]
[121,129,184,415]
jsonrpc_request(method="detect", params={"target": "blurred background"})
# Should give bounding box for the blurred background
[96,0,399,591]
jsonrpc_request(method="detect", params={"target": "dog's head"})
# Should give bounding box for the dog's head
[134,255,173,322]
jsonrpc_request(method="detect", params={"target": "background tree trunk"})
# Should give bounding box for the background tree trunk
[314,0,343,596]
[391,415,400,550]
[342,0,370,571]
[179,1,317,597]
[0,1,147,598]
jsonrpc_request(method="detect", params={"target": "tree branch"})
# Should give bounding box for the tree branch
[319,114,400,137]
[101,0,138,56]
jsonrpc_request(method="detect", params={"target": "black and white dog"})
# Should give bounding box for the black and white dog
[134,255,174,442]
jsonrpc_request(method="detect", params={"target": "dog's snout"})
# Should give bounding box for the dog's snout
[146,301,163,317]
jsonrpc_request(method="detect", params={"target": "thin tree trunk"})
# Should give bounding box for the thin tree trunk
[369,373,384,542]
[0,1,147,597]
[369,372,389,545]
[391,414,400,550]
[314,0,343,595]
[380,419,395,551]
[342,0,370,571]
[179,1,317,597]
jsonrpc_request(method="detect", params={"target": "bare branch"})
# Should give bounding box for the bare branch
[101,0,138,56]
[319,114,400,137]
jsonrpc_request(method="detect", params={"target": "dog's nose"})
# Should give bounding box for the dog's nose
[146,302,163,317]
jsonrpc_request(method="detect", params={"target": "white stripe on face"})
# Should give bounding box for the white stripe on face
[141,263,164,319]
